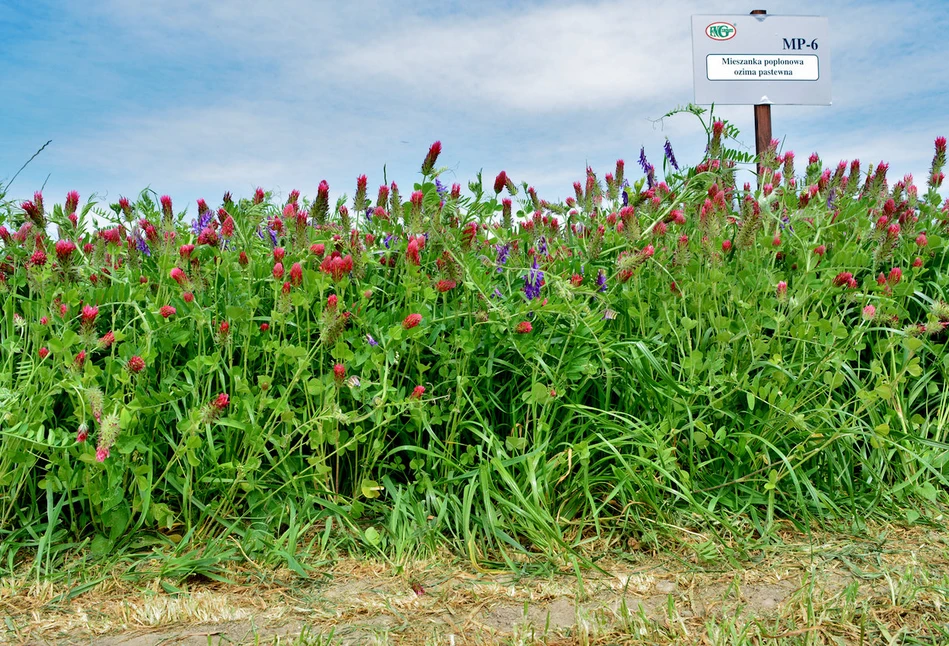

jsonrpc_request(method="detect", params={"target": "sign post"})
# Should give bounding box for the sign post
[751,10,772,180]
[691,12,832,185]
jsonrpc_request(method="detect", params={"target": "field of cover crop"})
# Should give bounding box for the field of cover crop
[1,109,948,582]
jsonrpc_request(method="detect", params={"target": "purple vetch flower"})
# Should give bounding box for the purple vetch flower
[492,288,503,299]
[638,147,650,174]
[366,207,374,222]
[596,269,608,293]
[537,236,547,256]
[646,165,656,190]
[383,233,395,249]
[366,333,378,347]
[435,178,448,197]
[664,138,680,171]
[523,256,543,301]
[495,243,510,272]
[132,225,151,256]
[779,215,794,233]
[192,210,213,235]
[826,188,837,208]
[268,228,278,247]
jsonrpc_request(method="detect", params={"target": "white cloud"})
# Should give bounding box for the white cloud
[6,0,948,212]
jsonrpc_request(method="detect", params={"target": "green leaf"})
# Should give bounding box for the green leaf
[282,345,308,358]
[90,535,111,557]
[917,482,938,502]
[364,526,381,546]
[361,479,382,499]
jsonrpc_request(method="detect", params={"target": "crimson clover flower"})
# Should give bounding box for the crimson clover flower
[127,356,145,374]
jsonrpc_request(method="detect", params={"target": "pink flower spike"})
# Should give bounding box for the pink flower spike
[81,305,99,325]
[95,447,109,462]
[410,385,426,400]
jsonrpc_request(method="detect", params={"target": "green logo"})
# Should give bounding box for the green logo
[706,22,736,41]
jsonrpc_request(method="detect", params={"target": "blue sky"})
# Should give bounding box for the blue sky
[2,0,947,216]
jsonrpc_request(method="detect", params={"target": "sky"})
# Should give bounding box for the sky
[2,0,948,218]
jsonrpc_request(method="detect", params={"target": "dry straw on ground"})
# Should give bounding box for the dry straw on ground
[2,525,948,645]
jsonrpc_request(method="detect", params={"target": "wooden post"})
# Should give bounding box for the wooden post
[751,9,771,185]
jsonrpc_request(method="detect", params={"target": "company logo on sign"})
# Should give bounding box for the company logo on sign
[706,22,736,40]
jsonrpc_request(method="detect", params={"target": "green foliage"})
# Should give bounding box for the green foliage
[1,131,948,575]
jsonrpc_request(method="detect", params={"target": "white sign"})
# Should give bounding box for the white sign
[692,15,831,105]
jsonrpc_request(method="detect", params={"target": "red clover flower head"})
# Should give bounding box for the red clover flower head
[776,281,788,299]
[160,305,176,318]
[333,363,346,383]
[493,171,508,194]
[515,321,533,334]
[160,195,173,219]
[436,279,457,293]
[410,385,426,399]
[99,331,115,349]
[421,141,442,175]
[65,191,80,215]
[289,262,303,286]
[81,305,98,326]
[55,239,76,262]
[30,249,48,266]
[402,313,422,329]
[127,356,145,374]
[833,271,854,287]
